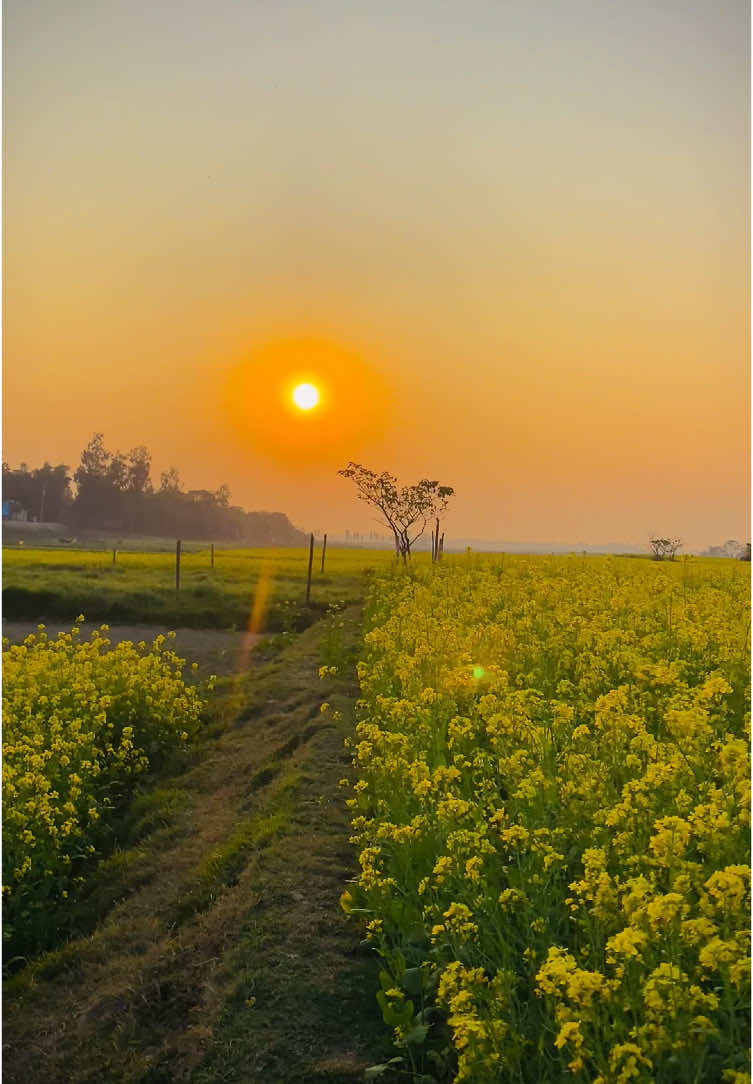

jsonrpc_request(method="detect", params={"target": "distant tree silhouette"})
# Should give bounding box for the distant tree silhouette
[2,461,72,521]
[125,446,152,494]
[159,466,182,493]
[73,433,117,527]
[57,434,305,543]
[339,461,454,560]
[721,539,743,559]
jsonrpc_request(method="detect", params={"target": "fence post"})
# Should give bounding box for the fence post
[320,532,327,574]
[210,543,215,569]
[305,532,314,603]
[176,539,182,597]
[112,547,117,565]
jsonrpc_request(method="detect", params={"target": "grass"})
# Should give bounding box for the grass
[2,544,403,629]
[168,767,302,926]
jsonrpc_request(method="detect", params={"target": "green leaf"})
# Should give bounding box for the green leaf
[401,966,423,995]
[404,1022,429,1045]
[416,1007,436,1025]
[364,1057,404,1080]
[364,1065,389,1081]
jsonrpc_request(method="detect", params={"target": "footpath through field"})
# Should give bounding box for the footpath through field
[3,609,393,1083]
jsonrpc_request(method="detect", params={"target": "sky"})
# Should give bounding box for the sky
[3,0,750,548]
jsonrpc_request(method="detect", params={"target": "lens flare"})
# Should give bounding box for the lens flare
[236,560,274,677]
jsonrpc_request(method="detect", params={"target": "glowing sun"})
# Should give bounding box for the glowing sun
[292,382,320,410]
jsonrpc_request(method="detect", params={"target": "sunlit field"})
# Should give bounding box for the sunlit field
[343,554,750,1082]
[2,544,402,629]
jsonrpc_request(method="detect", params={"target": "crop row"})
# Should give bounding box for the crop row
[343,556,750,1083]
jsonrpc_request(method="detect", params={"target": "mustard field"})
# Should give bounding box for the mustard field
[3,623,209,955]
[343,555,750,1083]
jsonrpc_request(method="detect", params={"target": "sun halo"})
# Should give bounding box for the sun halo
[220,336,392,467]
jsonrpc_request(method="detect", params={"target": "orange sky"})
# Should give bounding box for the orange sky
[3,0,749,548]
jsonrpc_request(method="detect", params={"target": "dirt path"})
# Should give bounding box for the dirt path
[2,611,393,1083]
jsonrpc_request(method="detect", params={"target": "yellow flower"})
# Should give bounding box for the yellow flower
[606,926,647,962]
[554,1020,583,1050]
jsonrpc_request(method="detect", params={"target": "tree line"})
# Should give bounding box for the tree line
[2,434,306,545]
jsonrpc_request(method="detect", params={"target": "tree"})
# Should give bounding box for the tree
[338,461,454,561]
[10,436,307,544]
[34,463,73,521]
[160,466,182,493]
[125,446,152,494]
[2,461,72,521]
[649,536,682,561]
[106,452,129,491]
[77,432,110,478]
[73,434,119,527]
[720,539,743,559]
[73,436,147,529]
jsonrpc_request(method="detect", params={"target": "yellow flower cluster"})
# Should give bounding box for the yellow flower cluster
[3,622,210,953]
[345,555,750,1083]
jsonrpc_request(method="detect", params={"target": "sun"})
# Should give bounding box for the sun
[292,382,320,410]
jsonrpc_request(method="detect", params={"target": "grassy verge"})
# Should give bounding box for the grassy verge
[2,545,400,629]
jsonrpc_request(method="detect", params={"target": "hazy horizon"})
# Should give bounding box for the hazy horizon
[3,0,750,550]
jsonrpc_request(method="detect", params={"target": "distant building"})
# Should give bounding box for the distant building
[2,499,29,522]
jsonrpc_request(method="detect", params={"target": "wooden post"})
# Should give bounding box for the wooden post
[112,547,117,565]
[210,543,215,569]
[175,539,181,597]
[320,532,327,574]
[305,532,314,603]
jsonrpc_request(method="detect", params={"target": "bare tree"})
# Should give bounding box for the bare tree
[649,536,682,561]
[338,461,454,561]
